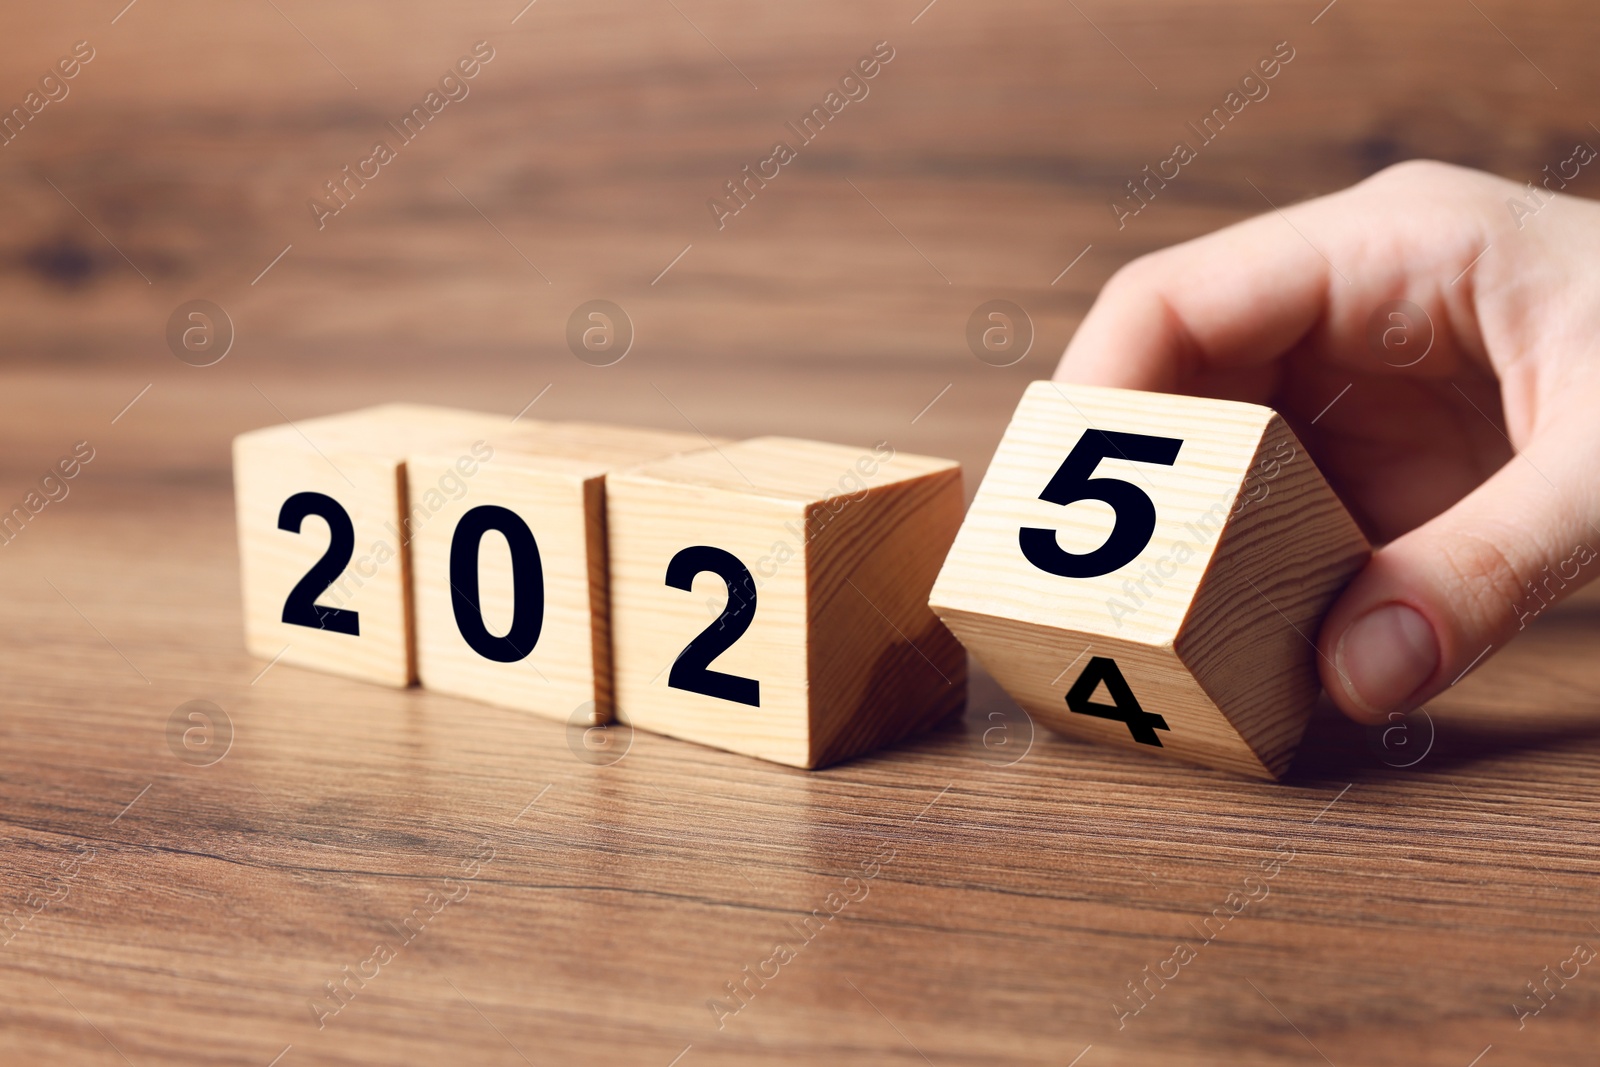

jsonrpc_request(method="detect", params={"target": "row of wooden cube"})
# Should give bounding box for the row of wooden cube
[234,404,966,769]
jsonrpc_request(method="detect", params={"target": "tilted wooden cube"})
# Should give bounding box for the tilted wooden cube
[408,423,719,725]
[929,382,1370,778]
[607,437,966,768]
[234,404,518,687]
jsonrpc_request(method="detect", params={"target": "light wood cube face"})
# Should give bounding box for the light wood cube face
[408,425,713,724]
[408,453,608,723]
[233,404,516,688]
[608,437,966,768]
[929,382,1370,778]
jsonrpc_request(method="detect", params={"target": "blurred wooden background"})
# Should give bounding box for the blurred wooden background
[3,1,1600,1065]
[2,0,1597,471]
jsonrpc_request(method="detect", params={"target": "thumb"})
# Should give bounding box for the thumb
[1316,430,1600,724]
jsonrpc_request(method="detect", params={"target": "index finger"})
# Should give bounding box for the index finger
[1053,163,1494,393]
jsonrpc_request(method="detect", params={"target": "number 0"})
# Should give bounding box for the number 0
[449,505,545,663]
[1019,428,1183,579]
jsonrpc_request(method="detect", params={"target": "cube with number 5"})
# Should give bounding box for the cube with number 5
[929,382,1370,778]
[607,437,965,768]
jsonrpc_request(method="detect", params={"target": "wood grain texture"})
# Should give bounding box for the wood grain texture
[4,0,1600,1063]
[9,0,1599,381]
[607,437,964,768]
[7,366,1600,1067]
[804,455,967,768]
[1178,412,1371,774]
[931,382,1369,777]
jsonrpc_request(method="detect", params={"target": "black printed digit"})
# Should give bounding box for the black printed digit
[278,491,360,636]
[1019,429,1183,579]
[664,545,760,707]
[1065,656,1170,746]
[449,505,545,663]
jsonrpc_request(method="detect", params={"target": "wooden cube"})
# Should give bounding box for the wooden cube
[408,423,718,724]
[234,404,516,687]
[929,382,1370,779]
[607,437,965,768]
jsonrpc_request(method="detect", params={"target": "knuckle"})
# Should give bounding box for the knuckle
[1365,158,1457,188]
[1101,251,1180,306]
[1359,158,1502,202]
[1103,254,1161,295]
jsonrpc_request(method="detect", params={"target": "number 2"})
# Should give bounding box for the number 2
[664,546,760,707]
[1019,429,1183,579]
[278,491,360,636]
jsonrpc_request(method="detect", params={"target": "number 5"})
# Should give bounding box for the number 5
[1019,429,1183,579]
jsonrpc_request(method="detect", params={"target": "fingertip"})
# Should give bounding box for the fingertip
[1319,598,1441,725]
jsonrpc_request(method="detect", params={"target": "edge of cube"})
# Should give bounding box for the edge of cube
[1175,413,1372,778]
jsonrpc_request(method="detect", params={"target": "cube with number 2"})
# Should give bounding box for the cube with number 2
[607,437,966,768]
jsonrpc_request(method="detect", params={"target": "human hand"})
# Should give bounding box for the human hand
[1054,160,1600,725]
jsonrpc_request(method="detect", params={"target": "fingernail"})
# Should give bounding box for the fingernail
[1335,602,1439,719]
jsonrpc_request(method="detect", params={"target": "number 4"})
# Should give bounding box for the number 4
[1064,656,1169,746]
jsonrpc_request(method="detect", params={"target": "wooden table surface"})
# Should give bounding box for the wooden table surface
[3,1,1599,1064]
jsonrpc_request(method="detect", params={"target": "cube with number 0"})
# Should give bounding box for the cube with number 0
[607,437,965,768]
[928,382,1370,779]
[407,423,719,724]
